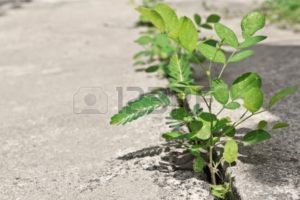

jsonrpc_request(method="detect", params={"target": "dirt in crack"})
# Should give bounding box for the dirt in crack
[116,143,242,200]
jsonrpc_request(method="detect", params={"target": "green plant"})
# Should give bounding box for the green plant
[134,10,221,75]
[111,3,297,199]
[262,0,300,24]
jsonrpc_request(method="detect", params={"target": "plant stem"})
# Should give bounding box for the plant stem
[201,95,210,110]
[209,146,217,185]
[234,110,266,128]
[217,107,225,116]
[218,50,236,79]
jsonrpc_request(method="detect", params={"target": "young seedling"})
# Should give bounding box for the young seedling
[111,3,297,199]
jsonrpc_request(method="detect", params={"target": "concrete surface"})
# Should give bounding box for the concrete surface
[0,0,299,199]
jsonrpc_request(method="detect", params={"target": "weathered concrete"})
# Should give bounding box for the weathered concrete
[0,0,299,199]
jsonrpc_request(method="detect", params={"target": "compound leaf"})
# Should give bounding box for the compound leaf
[241,11,265,39]
[167,54,192,84]
[268,87,297,109]
[110,92,170,125]
[243,129,271,145]
[215,23,239,48]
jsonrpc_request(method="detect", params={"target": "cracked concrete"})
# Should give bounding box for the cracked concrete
[0,0,299,199]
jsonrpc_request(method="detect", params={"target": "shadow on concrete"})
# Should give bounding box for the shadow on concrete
[120,44,300,190]
[195,44,300,187]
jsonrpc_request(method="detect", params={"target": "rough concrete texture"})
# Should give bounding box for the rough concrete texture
[0,0,299,199]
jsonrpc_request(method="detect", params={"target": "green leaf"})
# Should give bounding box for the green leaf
[154,3,179,34]
[212,79,230,105]
[190,113,217,140]
[178,17,198,52]
[214,23,239,48]
[229,50,254,62]
[169,82,203,95]
[190,123,208,140]
[199,112,217,121]
[223,140,238,164]
[210,183,230,199]
[241,11,265,39]
[258,120,268,129]
[223,125,236,137]
[167,54,192,84]
[243,129,271,145]
[162,131,185,140]
[135,35,152,45]
[189,144,205,156]
[206,14,221,23]
[189,120,203,132]
[194,14,202,26]
[200,23,213,29]
[197,43,226,64]
[133,50,151,60]
[136,7,165,32]
[243,87,264,113]
[193,156,205,173]
[145,65,160,73]
[153,33,170,47]
[213,117,231,132]
[239,35,267,49]
[268,87,297,109]
[170,107,190,121]
[231,72,262,100]
[272,122,289,130]
[224,102,240,110]
[110,92,170,125]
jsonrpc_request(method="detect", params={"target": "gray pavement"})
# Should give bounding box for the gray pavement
[0,0,299,199]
